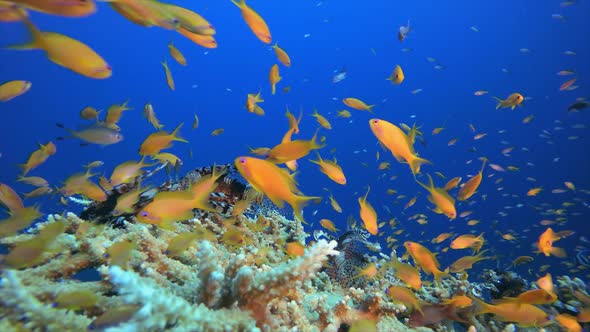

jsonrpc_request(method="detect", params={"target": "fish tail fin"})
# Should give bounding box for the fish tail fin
[309,152,322,165]
[6,9,44,51]
[480,157,488,173]
[290,195,321,224]
[408,155,431,176]
[550,246,567,258]
[171,123,188,143]
[271,84,276,95]
[433,269,450,284]
[472,297,492,315]
[413,174,430,191]
[367,104,376,112]
[493,97,503,109]
[18,164,29,175]
[230,0,244,8]
[310,128,324,150]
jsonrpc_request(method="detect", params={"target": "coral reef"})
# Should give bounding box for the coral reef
[0,164,586,331]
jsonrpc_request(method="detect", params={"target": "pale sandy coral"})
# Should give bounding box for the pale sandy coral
[101,265,259,332]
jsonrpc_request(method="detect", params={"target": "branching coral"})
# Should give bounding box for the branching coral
[101,265,259,332]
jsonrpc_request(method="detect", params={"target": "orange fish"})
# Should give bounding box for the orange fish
[495,289,557,306]
[328,193,342,213]
[105,100,132,126]
[178,27,217,48]
[473,298,552,327]
[12,0,96,17]
[555,314,582,332]
[0,2,28,22]
[231,0,271,44]
[457,158,486,201]
[139,123,188,156]
[109,158,154,187]
[0,183,24,212]
[343,97,374,112]
[266,129,324,164]
[311,109,332,130]
[450,233,485,253]
[10,15,111,79]
[0,80,32,101]
[235,156,319,222]
[358,187,378,235]
[527,187,542,196]
[448,250,492,273]
[0,205,42,237]
[369,119,430,175]
[107,0,178,30]
[161,58,175,90]
[537,227,566,257]
[386,65,405,85]
[167,41,186,66]
[136,177,217,229]
[443,177,462,191]
[272,42,291,67]
[19,141,56,175]
[415,174,456,220]
[388,259,422,289]
[309,153,346,185]
[404,241,449,283]
[387,285,423,315]
[269,63,281,95]
[432,232,454,244]
[319,218,339,232]
[493,93,524,110]
[162,3,215,36]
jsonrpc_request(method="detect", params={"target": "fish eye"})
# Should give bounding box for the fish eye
[239,158,246,164]
[373,120,379,124]
[141,211,148,217]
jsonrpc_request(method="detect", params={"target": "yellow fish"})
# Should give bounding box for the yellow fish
[0,80,32,101]
[161,58,175,90]
[10,15,111,79]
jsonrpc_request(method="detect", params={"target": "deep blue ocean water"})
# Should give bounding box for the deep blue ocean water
[0,0,589,281]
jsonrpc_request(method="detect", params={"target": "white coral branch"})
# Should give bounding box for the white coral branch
[233,239,339,302]
[104,265,259,332]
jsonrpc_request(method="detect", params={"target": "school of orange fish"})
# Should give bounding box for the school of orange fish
[0,0,589,330]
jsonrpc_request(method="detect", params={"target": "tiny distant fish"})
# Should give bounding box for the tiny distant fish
[332,67,347,83]
[519,48,531,53]
[411,89,423,94]
[552,13,565,20]
[401,48,413,52]
[568,101,589,112]
[426,57,437,63]
[489,163,505,172]
[556,70,575,76]
[433,64,446,70]
[469,26,479,32]
[501,67,510,73]
[398,20,411,42]
[559,78,576,91]
[563,50,576,56]
[474,90,488,96]
[304,33,311,38]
